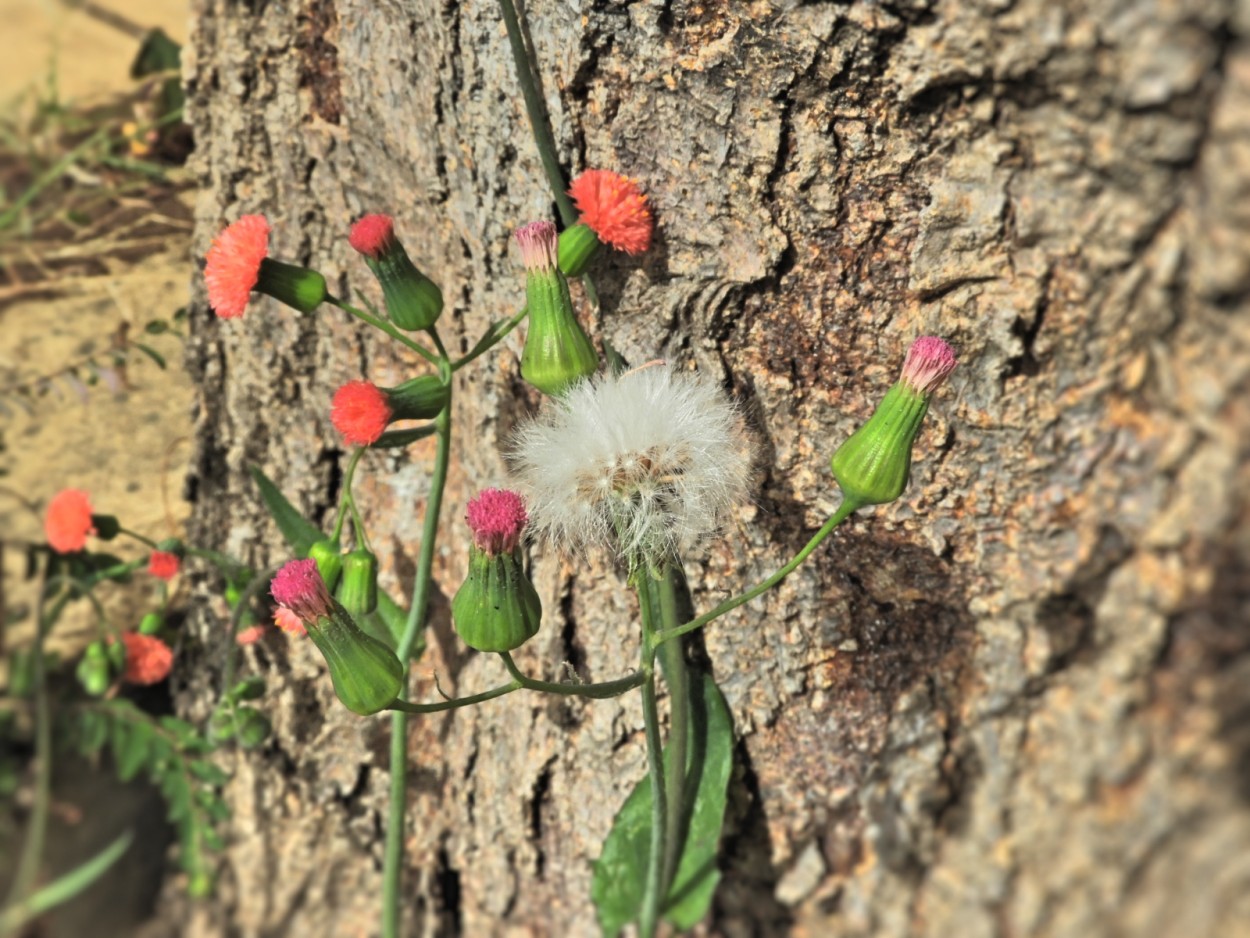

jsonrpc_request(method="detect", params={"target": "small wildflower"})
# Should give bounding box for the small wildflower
[349,213,443,331]
[45,489,96,553]
[465,489,528,554]
[274,607,307,637]
[348,214,396,258]
[148,550,180,581]
[236,624,268,645]
[120,632,174,685]
[205,215,270,319]
[510,364,752,564]
[270,558,333,625]
[331,380,393,446]
[567,169,653,255]
[830,336,957,510]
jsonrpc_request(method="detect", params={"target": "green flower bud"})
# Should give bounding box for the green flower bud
[92,514,120,541]
[77,641,111,696]
[349,214,443,332]
[138,612,163,635]
[256,258,329,314]
[308,539,343,592]
[515,221,598,396]
[338,548,378,618]
[830,337,957,510]
[557,222,601,278]
[384,375,449,422]
[452,489,541,652]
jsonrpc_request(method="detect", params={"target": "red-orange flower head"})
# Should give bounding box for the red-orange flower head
[271,558,333,625]
[568,169,653,255]
[121,632,174,685]
[205,214,270,319]
[45,489,95,553]
[148,551,180,581]
[273,606,308,637]
[348,214,396,260]
[466,488,528,555]
[331,380,393,446]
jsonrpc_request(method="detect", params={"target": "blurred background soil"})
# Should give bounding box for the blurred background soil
[1,3,196,934]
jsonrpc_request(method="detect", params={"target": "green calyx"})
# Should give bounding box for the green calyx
[557,222,601,278]
[92,514,120,541]
[830,382,930,509]
[364,245,444,332]
[521,267,598,396]
[451,547,542,653]
[338,548,379,618]
[257,258,328,314]
[308,539,343,592]
[384,375,449,422]
[305,599,404,715]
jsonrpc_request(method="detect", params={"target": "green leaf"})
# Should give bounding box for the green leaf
[373,425,437,448]
[78,710,108,754]
[233,707,271,749]
[371,589,408,649]
[227,675,266,702]
[132,342,167,369]
[113,722,151,782]
[0,829,133,935]
[188,760,229,786]
[591,672,734,936]
[249,465,324,556]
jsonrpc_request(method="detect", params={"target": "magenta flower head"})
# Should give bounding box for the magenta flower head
[830,336,957,511]
[452,488,542,653]
[271,558,402,715]
[349,213,443,332]
[515,221,598,397]
[465,488,528,555]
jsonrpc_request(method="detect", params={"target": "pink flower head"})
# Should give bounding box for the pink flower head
[236,624,268,646]
[514,221,558,271]
[205,214,270,319]
[148,551,180,581]
[45,489,95,553]
[900,336,958,395]
[331,380,393,446]
[120,632,173,685]
[568,169,653,255]
[465,488,528,554]
[271,558,333,624]
[273,606,308,637]
[349,214,396,260]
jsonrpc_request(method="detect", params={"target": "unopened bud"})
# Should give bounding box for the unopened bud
[515,221,597,396]
[338,548,379,618]
[349,214,443,331]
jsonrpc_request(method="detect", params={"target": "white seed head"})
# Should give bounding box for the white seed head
[509,364,753,563]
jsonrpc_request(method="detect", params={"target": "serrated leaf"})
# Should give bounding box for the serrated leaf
[248,465,323,556]
[591,672,734,936]
[159,716,197,742]
[114,723,151,782]
[133,342,167,369]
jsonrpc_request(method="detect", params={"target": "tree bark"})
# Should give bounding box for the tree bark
[175,0,1250,935]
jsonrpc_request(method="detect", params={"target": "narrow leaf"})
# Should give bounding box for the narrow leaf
[373,425,437,448]
[133,342,167,369]
[248,465,323,556]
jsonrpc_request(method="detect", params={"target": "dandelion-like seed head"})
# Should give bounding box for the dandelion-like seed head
[510,364,751,563]
[204,214,270,319]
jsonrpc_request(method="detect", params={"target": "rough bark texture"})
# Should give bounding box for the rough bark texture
[176,0,1250,935]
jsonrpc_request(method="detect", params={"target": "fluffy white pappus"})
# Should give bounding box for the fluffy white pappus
[509,364,752,562]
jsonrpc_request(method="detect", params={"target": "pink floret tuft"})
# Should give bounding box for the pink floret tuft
[331,380,393,446]
[900,336,958,395]
[568,170,653,255]
[513,221,558,271]
[204,214,270,319]
[466,488,528,554]
[271,558,332,624]
[349,214,396,259]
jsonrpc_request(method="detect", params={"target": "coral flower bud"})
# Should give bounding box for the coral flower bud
[44,489,96,553]
[452,489,542,653]
[567,169,653,257]
[148,551,180,581]
[120,632,174,685]
[205,214,327,318]
[274,607,307,637]
[349,213,444,331]
[830,336,957,511]
[515,221,598,396]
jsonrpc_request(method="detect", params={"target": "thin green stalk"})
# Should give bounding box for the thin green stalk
[388,680,522,714]
[498,652,645,699]
[331,447,367,544]
[656,568,690,899]
[383,396,453,938]
[117,527,159,550]
[327,295,440,366]
[497,0,577,227]
[654,499,859,645]
[451,305,529,373]
[634,573,666,938]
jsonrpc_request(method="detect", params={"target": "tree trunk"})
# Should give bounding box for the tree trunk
[174,0,1250,935]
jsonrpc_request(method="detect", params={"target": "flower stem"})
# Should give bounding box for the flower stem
[327,295,440,366]
[497,0,578,228]
[382,388,453,938]
[388,680,522,713]
[655,566,691,900]
[498,652,645,699]
[451,305,529,373]
[634,573,666,938]
[654,499,860,645]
